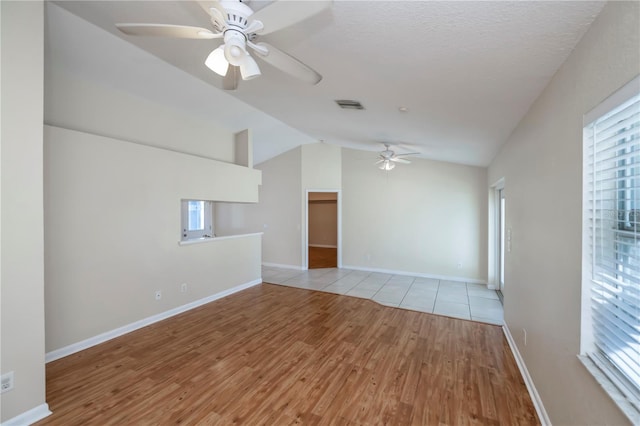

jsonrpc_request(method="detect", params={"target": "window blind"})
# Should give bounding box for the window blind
[585,91,640,403]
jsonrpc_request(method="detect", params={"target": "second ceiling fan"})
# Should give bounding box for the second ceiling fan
[375,144,420,171]
[116,0,330,90]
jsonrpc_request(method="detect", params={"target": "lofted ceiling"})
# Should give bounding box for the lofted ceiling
[49,1,606,166]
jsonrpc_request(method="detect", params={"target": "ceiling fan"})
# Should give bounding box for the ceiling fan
[115,0,330,90]
[375,144,419,171]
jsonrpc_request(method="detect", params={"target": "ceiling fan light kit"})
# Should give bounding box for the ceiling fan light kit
[379,160,396,171]
[223,32,249,66]
[116,0,330,89]
[205,46,229,76]
[239,54,261,80]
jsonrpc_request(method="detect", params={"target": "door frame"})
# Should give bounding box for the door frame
[498,186,506,292]
[304,189,342,270]
[489,178,505,290]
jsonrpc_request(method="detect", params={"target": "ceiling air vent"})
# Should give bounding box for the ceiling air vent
[335,100,365,110]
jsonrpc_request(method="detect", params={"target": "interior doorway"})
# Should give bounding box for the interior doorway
[306,191,341,269]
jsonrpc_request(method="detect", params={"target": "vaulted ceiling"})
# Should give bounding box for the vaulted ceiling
[49,1,606,166]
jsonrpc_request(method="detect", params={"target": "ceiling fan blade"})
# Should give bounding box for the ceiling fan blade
[196,0,225,18]
[245,19,264,35]
[374,159,384,165]
[250,0,332,35]
[391,158,411,164]
[252,42,321,84]
[223,66,239,90]
[394,152,420,157]
[116,23,221,39]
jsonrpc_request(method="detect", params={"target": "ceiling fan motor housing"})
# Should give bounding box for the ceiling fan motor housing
[218,0,253,31]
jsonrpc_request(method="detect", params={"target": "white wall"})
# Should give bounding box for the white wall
[258,147,304,267]
[216,147,304,267]
[342,148,488,281]
[0,1,48,422]
[223,142,488,279]
[487,1,639,424]
[301,143,342,190]
[44,125,261,351]
[43,29,263,354]
[45,67,235,163]
[217,143,344,268]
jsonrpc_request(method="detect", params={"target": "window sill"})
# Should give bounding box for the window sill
[578,355,640,424]
[178,232,263,246]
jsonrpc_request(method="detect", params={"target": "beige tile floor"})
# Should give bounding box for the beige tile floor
[262,266,503,325]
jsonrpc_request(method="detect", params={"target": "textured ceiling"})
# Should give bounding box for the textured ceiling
[50,1,606,166]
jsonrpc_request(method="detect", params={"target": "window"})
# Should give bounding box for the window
[583,76,640,418]
[181,200,213,241]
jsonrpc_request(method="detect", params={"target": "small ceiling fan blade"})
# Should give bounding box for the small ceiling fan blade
[223,66,239,90]
[250,0,332,35]
[374,159,384,165]
[391,158,411,164]
[245,19,264,35]
[116,23,221,39]
[394,152,420,158]
[196,0,225,18]
[252,42,321,84]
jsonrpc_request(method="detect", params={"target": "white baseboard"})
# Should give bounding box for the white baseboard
[502,324,551,426]
[308,244,337,248]
[262,262,305,271]
[341,264,487,285]
[45,279,262,363]
[1,403,51,426]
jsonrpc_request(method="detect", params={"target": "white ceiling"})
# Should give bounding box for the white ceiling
[49,0,606,166]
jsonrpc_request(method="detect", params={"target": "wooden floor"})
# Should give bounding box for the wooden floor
[309,246,337,269]
[37,284,538,425]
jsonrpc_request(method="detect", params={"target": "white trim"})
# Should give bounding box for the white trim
[261,262,305,271]
[45,279,262,363]
[337,191,342,268]
[489,178,506,292]
[308,244,337,248]
[1,403,51,426]
[578,355,640,424]
[304,189,342,269]
[341,264,487,285]
[178,232,263,246]
[584,75,640,125]
[491,177,506,190]
[502,324,551,426]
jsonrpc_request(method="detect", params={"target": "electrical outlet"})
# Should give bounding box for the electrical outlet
[523,328,527,346]
[155,290,162,301]
[456,262,462,269]
[181,283,188,293]
[1,372,14,393]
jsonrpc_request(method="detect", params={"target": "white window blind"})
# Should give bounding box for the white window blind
[585,89,640,405]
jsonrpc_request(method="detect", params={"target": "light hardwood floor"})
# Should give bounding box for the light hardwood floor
[37,284,538,425]
[308,246,337,269]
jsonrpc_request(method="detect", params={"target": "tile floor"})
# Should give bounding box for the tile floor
[262,266,503,325]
